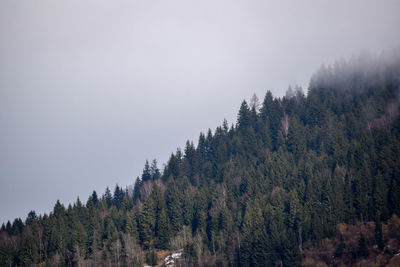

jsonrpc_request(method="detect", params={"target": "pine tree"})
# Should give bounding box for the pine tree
[87,211,102,259]
[150,159,161,180]
[25,211,37,225]
[142,160,152,181]
[19,227,39,265]
[125,211,138,239]
[166,180,183,233]
[92,190,98,206]
[114,185,125,209]
[138,197,156,248]
[53,200,65,219]
[133,177,142,203]
[237,100,250,131]
[240,200,271,266]
[104,187,113,208]
[181,180,194,227]
[157,208,170,249]
[260,91,282,149]
[2,55,400,266]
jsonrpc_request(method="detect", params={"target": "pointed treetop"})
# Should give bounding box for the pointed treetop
[92,190,98,206]
[250,93,260,112]
[237,100,250,129]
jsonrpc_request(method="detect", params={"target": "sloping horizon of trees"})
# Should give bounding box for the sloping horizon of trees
[1,51,400,266]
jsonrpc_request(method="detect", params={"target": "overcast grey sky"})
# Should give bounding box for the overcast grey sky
[1,0,399,224]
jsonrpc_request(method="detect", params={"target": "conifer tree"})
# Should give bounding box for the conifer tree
[138,197,156,248]
[142,160,152,182]
[237,100,250,131]
[19,228,39,265]
[166,180,183,233]
[104,187,113,208]
[157,208,170,249]
[150,159,161,180]
[92,190,98,206]
[133,177,142,203]
[125,211,138,239]
[114,185,125,209]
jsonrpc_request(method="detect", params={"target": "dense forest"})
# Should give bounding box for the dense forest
[1,52,400,266]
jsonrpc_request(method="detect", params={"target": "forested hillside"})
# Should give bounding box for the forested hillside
[1,53,400,266]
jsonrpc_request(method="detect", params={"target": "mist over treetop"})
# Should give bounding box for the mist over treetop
[309,48,400,95]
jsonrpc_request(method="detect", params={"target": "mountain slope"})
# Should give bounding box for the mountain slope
[1,52,400,266]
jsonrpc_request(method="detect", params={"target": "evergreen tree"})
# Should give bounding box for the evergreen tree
[19,228,39,265]
[114,185,124,209]
[138,196,156,248]
[2,54,400,266]
[150,159,161,180]
[25,211,37,225]
[240,200,271,266]
[237,100,250,131]
[92,190,98,206]
[166,180,183,233]
[142,160,152,182]
[133,177,142,203]
[125,211,138,239]
[104,187,113,208]
[157,208,170,249]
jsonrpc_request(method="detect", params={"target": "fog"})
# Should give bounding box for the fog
[1,0,400,224]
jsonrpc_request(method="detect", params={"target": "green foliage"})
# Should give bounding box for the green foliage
[138,196,156,248]
[157,208,170,249]
[125,211,138,239]
[1,54,400,265]
[240,200,271,266]
[19,227,39,265]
